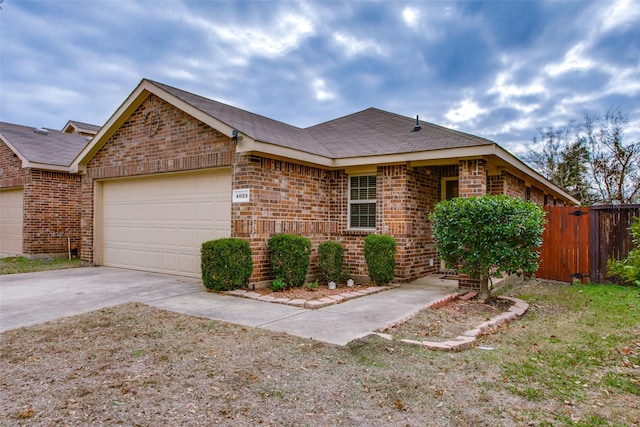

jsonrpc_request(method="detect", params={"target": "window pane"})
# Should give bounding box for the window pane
[350,203,376,228]
[350,175,376,201]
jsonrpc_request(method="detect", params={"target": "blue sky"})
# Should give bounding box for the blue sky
[1,0,639,153]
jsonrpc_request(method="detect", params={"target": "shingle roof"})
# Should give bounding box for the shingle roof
[65,120,101,133]
[306,108,494,158]
[149,80,495,159]
[150,81,334,157]
[0,122,92,167]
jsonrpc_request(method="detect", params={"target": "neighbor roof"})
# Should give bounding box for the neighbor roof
[62,120,101,135]
[0,122,92,170]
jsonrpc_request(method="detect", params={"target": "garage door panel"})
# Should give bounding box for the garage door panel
[102,170,231,277]
[0,188,23,254]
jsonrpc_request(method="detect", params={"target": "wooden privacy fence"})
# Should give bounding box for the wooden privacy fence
[537,205,640,283]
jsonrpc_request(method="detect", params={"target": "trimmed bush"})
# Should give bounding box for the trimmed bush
[318,241,345,284]
[364,234,396,285]
[268,234,312,288]
[201,238,253,291]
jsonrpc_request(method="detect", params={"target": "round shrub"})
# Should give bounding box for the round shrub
[363,234,396,285]
[201,238,253,291]
[318,241,345,284]
[268,234,312,288]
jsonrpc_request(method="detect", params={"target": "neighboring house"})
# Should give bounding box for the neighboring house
[71,79,578,284]
[0,122,96,257]
[62,120,101,137]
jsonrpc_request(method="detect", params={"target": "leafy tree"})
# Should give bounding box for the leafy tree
[581,108,640,204]
[525,107,640,204]
[430,195,545,303]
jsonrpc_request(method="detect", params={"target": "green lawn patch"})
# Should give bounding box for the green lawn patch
[0,256,83,275]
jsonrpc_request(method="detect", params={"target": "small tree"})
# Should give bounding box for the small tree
[430,195,545,302]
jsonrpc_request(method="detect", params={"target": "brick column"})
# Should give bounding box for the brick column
[458,159,487,198]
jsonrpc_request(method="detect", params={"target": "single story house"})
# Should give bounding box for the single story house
[70,78,578,285]
[0,122,96,257]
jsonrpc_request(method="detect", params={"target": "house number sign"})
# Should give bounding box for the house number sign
[232,189,250,203]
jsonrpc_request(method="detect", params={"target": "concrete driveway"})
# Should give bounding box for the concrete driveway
[0,267,457,345]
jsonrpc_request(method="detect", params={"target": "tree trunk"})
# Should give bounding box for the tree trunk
[478,274,491,303]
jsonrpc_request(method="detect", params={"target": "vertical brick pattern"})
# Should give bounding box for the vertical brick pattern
[23,171,82,254]
[80,95,234,263]
[459,159,487,197]
[232,155,331,284]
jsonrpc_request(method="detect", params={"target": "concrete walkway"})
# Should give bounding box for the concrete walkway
[0,267,457,345]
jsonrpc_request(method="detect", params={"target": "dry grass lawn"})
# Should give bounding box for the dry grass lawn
[1,280,638,426]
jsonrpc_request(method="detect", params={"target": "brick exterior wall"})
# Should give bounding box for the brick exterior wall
[502,171,526,199]
[2,141,82,256]
[80,95,235,264]
[22,171,82,255]
[232,154,332,285]
[458,159,487,197]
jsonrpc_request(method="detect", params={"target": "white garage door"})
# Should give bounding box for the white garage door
[101,169,231,277]
[0,188,23,255]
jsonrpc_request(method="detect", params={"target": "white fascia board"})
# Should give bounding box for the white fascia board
[22,162,71,172]
[236,140,334,167]
[332,145,496,168]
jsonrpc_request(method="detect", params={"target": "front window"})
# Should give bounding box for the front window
[349,175,376,229]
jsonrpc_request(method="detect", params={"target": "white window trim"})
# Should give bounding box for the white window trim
[348,174,377,230]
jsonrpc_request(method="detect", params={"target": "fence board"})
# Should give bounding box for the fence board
[537,206,590,283]
[590,205,640,283]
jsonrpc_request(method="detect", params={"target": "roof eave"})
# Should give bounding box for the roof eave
[22,162,71,172]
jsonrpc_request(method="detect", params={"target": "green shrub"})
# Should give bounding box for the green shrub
[268,234,312,288]
[201,238,253,291]
[608,216,640,286]
[272,278,286,291]
[305,281,319,290]
[318,241,345,284]
[430,194,545,302]
[363,234,396,285]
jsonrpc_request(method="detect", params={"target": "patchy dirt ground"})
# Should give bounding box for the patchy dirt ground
[384,297,514,342]
[1,281,638,426]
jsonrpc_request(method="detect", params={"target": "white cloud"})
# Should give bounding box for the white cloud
[333,33,383,57]
[487,72,545,114]
[602,0,640,32]
[179,11,315,60]
[402,7,420,28]
[445,99,487,123]
[545,43,595,77]
[312,79,335,101]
